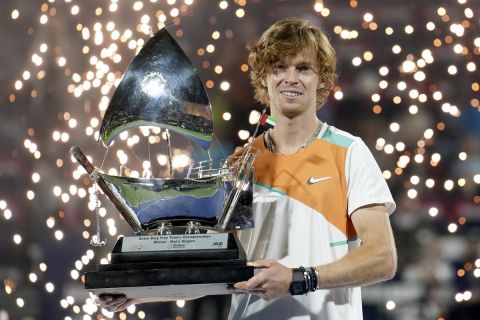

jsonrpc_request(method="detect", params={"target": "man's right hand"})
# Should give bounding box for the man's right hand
[93,294,139,313]
[92,293,205,312]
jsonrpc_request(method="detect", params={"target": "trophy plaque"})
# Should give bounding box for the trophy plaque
[71,28,258,298]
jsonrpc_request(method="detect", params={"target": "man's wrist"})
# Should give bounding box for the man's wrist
[289,266,319,295]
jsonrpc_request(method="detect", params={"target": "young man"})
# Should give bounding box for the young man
[228,17,397,319]
[97,17,397,320]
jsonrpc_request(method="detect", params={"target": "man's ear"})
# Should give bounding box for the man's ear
[261,78,267,87]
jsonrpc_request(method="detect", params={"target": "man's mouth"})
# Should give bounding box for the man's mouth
[280,90,302,97]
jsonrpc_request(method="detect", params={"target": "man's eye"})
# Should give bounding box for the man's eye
[274,64,287,70]
[297,65,312,71]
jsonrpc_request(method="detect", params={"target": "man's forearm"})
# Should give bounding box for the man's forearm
[315,241,397,289]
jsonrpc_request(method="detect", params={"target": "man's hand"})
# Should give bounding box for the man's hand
[233,259,293,301]
[91,293,204,312]
[226,146,247,166]
[93,294,139,313]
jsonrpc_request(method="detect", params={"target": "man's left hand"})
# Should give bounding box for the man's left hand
[233,259,292,301]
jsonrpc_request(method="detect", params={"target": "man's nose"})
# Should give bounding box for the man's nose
[284,66,299,84]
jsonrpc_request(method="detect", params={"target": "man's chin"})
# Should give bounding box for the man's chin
[277,102,305,115]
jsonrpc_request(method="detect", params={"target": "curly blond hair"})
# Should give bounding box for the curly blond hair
[248,17,337,109]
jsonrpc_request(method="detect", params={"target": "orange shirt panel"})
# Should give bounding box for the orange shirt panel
[252,135,357,238]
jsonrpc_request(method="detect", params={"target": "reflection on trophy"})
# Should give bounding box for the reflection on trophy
[70,28,258,298]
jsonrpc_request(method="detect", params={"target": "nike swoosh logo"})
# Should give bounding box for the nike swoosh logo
[307,176,332,185]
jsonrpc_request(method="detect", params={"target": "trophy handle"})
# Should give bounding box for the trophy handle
[70,145,95,175]
[217,149,257,230]
[70,146,143,234]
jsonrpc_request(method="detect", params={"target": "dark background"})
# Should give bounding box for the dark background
[1,0,479,319]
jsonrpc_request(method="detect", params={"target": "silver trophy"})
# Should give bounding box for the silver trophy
[71,28,258,298]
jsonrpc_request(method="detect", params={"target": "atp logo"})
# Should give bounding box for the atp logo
[212,241,224,248]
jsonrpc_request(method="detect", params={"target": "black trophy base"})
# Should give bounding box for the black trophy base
[85,233,254,298]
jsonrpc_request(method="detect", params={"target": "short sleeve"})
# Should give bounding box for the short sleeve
[346,139,396,216]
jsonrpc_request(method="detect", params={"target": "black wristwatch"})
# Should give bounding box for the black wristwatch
[289,267,308,295]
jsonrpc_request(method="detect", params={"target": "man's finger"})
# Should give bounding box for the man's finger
[234,147,244,154]
[233,280,249,290]
[242,273,265,290]
[247,259,273,268]
[226,146,246,165]
[105,298,126,308]
[99,295,126,309]
[113,299,132,312]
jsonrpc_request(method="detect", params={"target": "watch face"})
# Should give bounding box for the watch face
[289,269,307,295]
[290,281,306,295]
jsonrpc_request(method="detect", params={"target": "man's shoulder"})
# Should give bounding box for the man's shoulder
[318,124,361,149]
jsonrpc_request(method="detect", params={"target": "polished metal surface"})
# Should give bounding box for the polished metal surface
[99,173,226,232]
[70,145,257,234]
[99,28,213,149]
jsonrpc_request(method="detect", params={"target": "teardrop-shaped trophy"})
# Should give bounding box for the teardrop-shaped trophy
[99,28,213,149]
[70,28,257,298]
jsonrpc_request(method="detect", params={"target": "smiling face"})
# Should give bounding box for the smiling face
[262,51,320,118]
[248,18,337,110]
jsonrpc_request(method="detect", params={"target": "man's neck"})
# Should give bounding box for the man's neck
[268,112,321,154]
